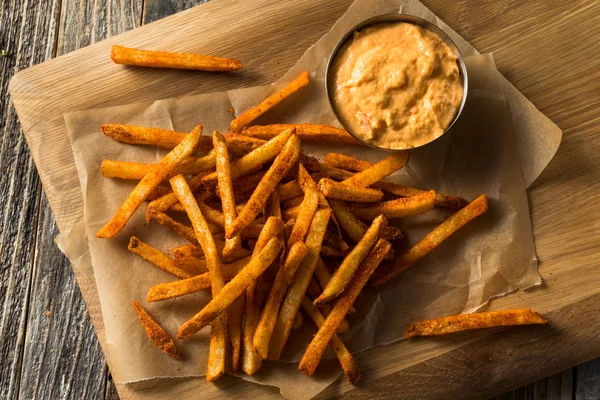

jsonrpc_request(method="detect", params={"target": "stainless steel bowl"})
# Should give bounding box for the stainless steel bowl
[325,13,469,152]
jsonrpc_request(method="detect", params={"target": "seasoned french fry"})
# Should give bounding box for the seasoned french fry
[253,242,308,359]
[268,209,331,360]
[128,237,193,279]
[243,216,284,375]
[228,295,245,372]
[315,215,387,305]
[300,298,361,384]
[147,185,172,202]
[314,258,356,315]
[351,191,437,220]
[146,211,199,244]
[230,71,310,131]
[322,155,467,209]
[282,205,300,221]
[230,134,301,238]
[371,194,488,286]
[277,180,303,202]
[287,165,319,247]
[178,238,282,337]
[225,134,266,157]
[266,191,282,219]
[305,278,349,334]
[330,199,369,243]
[96,125,202,238]
[148,129,293,214]
[282,195,304,209]
[404,309,547,339]
[100,152,216,180]
[132,300,182,359]
[101,124,188,149]
[213,131,244,261]
[240,124,361,145]
[293,311,303,330]
[318,178,384,202]
[147,257,250,302]
[111,45,244,71]
[171,257,207,276]
[299,239,391,376]
[320,245,348,258]
[170,174,226,381]
[341,153,409,188]
[171,243,203,259]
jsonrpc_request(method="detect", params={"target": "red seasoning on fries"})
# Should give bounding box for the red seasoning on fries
[111,45,244,71]
[404,309,547,338]
[132,300,182,359]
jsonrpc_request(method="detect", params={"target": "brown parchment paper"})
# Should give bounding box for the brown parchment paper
[57,0,562,398]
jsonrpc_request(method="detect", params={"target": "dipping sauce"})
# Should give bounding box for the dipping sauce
[331,22,464,149]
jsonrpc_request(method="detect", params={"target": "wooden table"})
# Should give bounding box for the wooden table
[1,0,599,399]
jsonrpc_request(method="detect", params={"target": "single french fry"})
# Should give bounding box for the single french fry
[330,199,369,243]
[318,178,384,203]
[171,257,207,276]
[287,165,319,247]
[230,71,310,131]
[96,126,202,238]
[146,211,198,244]
[268,209,331,360]
[100,152,216,180]
[293,310,303,329]
[228,295,245,372]
[323,154,468,209]
[351,191,437,220]
[266,191,282,219]
[315,215,387,305]
[253,242,308,359]
[371,194,489,286]
[240,124,361,145]
[132,300,182,359]
[281,195,304,209]
[147,185,172,202]
[314,258,356,315]
[404,309,547,339]
[213,131,244,261]
[148,129,293,213]
[171,243,203,259]
[128,237,193,279]
[178,238,282,337]
[111,45,244,71]
[305,277,350,334]
[170,174,226,381]
[277,180,304,202]
[225,134,267,157]
[299,239,391,376]
[243,216,284,375]
[229,134,301,238]
[300,298,361,384]
[341,153,409,188]
[147,257,250,302]
[101,124,189,149]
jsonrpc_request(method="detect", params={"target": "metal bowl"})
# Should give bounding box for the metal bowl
[325,13,469,152]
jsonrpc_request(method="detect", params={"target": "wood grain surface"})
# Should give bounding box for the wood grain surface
[2,0,600,399]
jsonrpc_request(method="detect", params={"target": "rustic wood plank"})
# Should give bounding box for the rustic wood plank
[143,0,209,23]
[0,0,61,398]
[576,358,600,400]
[495,369,574,400]
[15,0,143,399]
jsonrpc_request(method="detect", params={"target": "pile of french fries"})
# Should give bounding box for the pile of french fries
[95,70,546,384]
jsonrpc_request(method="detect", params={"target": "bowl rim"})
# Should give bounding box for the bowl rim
[325,13,469,152]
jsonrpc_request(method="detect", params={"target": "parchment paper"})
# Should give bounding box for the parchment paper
[58,0,562,398]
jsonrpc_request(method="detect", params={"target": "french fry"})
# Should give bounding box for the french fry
[277,180,303,202]
[225,134,267,157]
[230,71,310,131]
[147,185,172,202]
[171,257,207,276]
[314,258,356,315]
[266,191,282,219]
[315,215,387,305]
[96,125,202,238]
[240,124,361,145]
[100,152,216,180]
[147,257,250,302]
[287,165,319,247]
[132,300,182,359]
[341,153,409,188]
[148,129,293,214]
[101,124,188,149]
[178,238,282,337]
[371,194,489,286]
[169,174,226,381]
[253,242,308,359]
[268,209,331,360]
[318,178,384,203]
[293,311,303,330]
[111,45,244,71]
[351,191,437,220]
[171,243,203,259]
[300,298,361,384]
[228,295,245,372]
[243,216,284,375]
[146,211,199,244]
[213,131,244,261]
[281,195,304,209]
[305,277,350,334]
[404,309,547,339]
[320,245,348,258]
[322,155,467,209]
[282,205,300,221]
[229,134,301,238]
[299,239,391,376]
[128,237,193,279]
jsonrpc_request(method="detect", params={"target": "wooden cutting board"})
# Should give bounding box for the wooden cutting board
[8,0,600,398]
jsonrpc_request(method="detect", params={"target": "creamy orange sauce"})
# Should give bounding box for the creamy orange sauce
[331,22,463,149]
